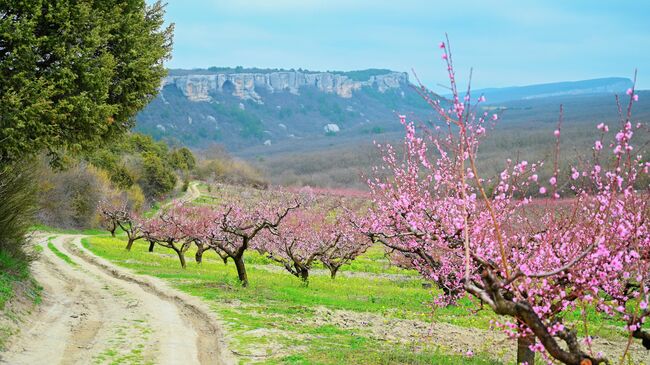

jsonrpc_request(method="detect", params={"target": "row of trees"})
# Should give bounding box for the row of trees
[358,39,648,364]
[100,190,370,287]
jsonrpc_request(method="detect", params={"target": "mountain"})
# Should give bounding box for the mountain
[135,68,437,152]
[456,77,633,104]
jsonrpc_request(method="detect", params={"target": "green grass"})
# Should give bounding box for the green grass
[83,235,510,364]
[31,224,106,236]
[0,251,30,310]
[0,248,41,350]
[47,239,77,267]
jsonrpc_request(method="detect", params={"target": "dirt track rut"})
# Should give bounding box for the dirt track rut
[1,234,233,365]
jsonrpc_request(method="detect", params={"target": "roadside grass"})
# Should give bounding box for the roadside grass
[0,248,42,350]
[31,224,107,236]
[47,239,77,267]
[0,251,30,310]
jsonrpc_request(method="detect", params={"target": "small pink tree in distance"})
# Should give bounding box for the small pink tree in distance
[99,200,144,251]
[141,204,195,268]
[202,196,300,287]
[363,36,648,365]
[319,209,370,280]
[258,205,369,283]
[257,208,327,283]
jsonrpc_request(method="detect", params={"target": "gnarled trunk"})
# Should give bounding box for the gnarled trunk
[125,236,135,251]
[329,265,340,279]
[233,254,248,287]
[148,240,155,252]
[517,333,535,365]
[195,243,209,264]
[299,268,309,284]
[174,247,187,269]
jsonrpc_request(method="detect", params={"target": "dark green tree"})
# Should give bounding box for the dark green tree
[169,147,196,171]
[140,152,176,199]
[0,0,174,166]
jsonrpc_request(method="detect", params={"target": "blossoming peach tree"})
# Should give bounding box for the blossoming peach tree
[362,37,649,365]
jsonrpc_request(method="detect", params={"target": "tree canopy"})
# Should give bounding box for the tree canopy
[0,0,173,165]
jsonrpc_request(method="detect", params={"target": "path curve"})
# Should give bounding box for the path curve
[1,234,234,365]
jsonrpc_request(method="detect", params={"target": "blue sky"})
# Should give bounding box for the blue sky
[158,1,650,91]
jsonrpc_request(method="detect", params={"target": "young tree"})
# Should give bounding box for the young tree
[203,199,299,287]
[364,38,648,365]
[257,209,327,283]
[140,205,193,268]
[100,202,144,251]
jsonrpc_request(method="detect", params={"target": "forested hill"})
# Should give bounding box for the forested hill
[134,68,437,152]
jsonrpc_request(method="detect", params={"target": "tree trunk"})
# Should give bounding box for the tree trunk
[110,223,116,237]
[233,255,248,287]
[175,248,187,269]
[329,266,339,279]
[299,268,309,284]
[195,247,204,264]
[517,334,535,365]
[125,236,135,251]
[148,240,155,252]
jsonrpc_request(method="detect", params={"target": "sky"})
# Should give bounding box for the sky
[157,0,650,91]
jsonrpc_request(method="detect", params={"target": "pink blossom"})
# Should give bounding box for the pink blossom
[571,170,580,180]
[553,129,560,137]
[539,186,547,194]
[549,176,557,185]
[439,42,445,49]
[626,88,634,96]
[633,94,639,102]
[478,95,486,103]
[594,140,603,151]
[442,53,448,60]
[530,174,538,182]
[492,114,498,121]
[641,301,648,310]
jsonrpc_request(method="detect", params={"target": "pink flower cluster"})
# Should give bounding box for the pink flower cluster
[364,39,649,363]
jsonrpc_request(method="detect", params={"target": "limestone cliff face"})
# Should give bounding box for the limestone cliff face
[162,70,409,102]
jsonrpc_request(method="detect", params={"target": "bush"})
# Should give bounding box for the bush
[37,162,115,229]
[0,162,37,265]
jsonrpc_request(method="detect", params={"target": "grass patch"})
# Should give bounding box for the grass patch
[31,224,106,236]
[0,250,32,310]
[47,239,77,267]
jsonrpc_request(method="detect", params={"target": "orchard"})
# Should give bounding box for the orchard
[100,39,649,365]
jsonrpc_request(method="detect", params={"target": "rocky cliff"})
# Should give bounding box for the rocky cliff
[161,70,409,102]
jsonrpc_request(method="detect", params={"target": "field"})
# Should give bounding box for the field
[75,184,640,365]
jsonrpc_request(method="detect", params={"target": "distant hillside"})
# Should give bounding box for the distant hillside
[135,68,437,151]
[457,77,633,104]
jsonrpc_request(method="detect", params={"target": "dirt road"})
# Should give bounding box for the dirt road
[1,234,233,365]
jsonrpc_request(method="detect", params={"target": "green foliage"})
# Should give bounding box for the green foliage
[169,147,196,171]
[37,163,114,229]
[0,0,173,166]
[47,240,77,267]
[140,152,177,199]
[84,132,189,200]
[210,102,264,138]
[335,68,393,81]
[0,249,30,309]
[0,162,37,263]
